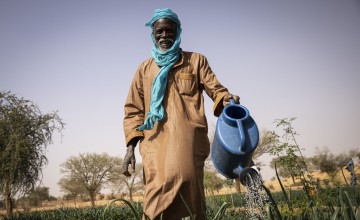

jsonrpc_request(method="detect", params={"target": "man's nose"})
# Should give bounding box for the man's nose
[161,31,168,37]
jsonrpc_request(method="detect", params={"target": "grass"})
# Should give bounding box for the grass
[260,164,360,220]
[1,186,360,220]
[2,176,360,220]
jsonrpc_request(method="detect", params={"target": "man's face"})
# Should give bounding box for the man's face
[153,18,177,52]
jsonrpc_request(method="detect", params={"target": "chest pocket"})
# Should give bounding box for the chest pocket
[175,72,197,96]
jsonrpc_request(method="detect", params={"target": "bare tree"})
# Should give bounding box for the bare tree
[60,153,119,207]
[252,129,278,165]
[108,163,143,202]
[58,177,86,206]
[310,147,337,174]
[204,169,225,196]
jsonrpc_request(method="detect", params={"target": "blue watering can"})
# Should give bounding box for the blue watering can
[211,99,260,184]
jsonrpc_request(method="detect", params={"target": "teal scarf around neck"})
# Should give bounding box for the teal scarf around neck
[138,8,182,131]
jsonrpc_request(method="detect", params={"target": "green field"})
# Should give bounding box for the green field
[2,185,360,220]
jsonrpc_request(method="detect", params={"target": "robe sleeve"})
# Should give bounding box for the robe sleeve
[199,55,230,117]
[123,64,145,146]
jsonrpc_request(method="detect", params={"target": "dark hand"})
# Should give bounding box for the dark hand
[223,93,240,106]
[122,143,136,177]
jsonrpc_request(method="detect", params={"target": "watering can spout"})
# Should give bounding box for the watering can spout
[239,166,262,188]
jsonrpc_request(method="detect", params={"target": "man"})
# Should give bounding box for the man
[122,8,239,219]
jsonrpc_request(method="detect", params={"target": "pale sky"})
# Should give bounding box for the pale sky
[1,0,360,197]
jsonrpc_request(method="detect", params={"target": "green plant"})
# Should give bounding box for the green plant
[269,117,317,200]
[102,198,140,220]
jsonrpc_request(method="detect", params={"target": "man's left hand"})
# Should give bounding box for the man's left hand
[223,93,240,106]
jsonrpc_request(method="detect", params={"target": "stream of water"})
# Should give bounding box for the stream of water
[240,169,269,219]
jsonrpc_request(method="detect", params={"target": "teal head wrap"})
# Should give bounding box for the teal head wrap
[138,8,182,131]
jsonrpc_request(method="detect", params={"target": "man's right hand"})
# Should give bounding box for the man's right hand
[122,141,137,177]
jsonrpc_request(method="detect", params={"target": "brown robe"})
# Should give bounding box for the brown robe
[124,50,229,219]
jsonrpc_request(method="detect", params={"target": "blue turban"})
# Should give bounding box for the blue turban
[144,8,181,27]
[138,8,182,131]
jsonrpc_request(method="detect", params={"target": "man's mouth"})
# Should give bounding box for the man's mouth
[159,39,174,48]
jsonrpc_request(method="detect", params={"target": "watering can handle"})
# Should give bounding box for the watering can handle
[228,98,245,152]
[237,120,246,151]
